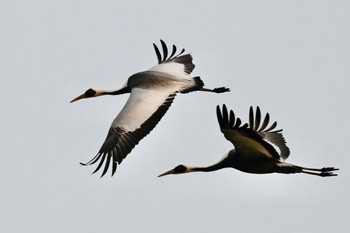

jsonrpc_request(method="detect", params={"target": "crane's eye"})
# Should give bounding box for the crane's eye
[85,88,96,97]
[174,165,187,173]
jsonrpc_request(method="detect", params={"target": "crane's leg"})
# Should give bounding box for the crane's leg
[277,163,338,177]
[299,166,339,177]
[200,87,230,93]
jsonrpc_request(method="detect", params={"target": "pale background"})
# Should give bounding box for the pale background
[1,1,349,232]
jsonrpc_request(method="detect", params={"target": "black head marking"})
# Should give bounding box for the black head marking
[85,88,96,97]
[174,165,187,173]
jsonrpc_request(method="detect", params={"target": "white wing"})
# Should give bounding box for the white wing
[81,87,176,177]
[81,40,203,177]
[112,88,175,131]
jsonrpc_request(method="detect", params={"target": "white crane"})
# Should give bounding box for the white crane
[71,40,229,177]
[159,105,338,177]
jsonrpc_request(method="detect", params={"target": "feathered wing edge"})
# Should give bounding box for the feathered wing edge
[247,106,290,160]
[81,93,176,177]
[153,40,195,74]
[216,104,248,131]
[216,104,290,160]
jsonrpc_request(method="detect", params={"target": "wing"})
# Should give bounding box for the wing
[81,88,176,177]
[148,40,195,77]
[217,105,290,160]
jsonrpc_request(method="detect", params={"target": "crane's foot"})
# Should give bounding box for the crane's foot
[212,87,230,93]
[301,166,339,177]
[321,167,339,172]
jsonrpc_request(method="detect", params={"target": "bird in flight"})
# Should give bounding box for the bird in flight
[159,105,338,177]
[71,40,229,177]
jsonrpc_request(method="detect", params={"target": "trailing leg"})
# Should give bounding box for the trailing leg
[276,163,338,177]
[200,87,230,93]
[299,166,339,177]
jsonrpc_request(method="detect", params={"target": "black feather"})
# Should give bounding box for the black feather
[101,153,111,177]
[92,153,106,175]
[259,113,270,131]
[249,106,254,129]
[254,106,261,131]
[153,43,161,64]
[170,44,177,59]
[160,40,168,61]
[264,121,277,132]
[216,105,224,129]
[229,110,235,128]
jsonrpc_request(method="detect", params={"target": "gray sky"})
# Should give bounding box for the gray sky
[1,0,349,232]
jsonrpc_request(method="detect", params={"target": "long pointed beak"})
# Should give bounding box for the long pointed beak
[158,169,176,177]
[70,93,87,103]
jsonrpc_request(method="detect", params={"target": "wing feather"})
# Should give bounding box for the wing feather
[258,113,270,131]
[92,153,106,174]
[153,43,161,64]
[217,105,290,160]
[254,106,261,131]
[150,40,195,75]
[101,153,111,177]
[81,88,176,177]
[170,44,177,59]
[264,121,277,132]
[160,40,168,61]
[249,106,254,129]
[228,110,235,128]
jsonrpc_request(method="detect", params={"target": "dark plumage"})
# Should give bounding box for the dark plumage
[159,105,338,177]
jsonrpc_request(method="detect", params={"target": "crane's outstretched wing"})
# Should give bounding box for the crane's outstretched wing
[148,40,195,77]
[217,105,290,160]
[81,41,202,177]
[81,88,176,177]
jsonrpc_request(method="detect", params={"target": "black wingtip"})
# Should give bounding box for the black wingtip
[249,106,254,129]
[254,106,261,131]
[160,40,168,61]
[216,105,224,129]
[100,154,111,178]
[111,161,117,176]
[153,43,162,64]
[170,44,177,58]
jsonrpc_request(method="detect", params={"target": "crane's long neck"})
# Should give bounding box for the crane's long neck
[104,86,131,95]
[192,156,231,173]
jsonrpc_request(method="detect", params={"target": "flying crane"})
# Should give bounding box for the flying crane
[71,40,229,177]
[159,105,338,177]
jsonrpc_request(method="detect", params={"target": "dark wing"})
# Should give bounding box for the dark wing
[152,40,195,74]
[217,105,290,160]
[81,89,176,177]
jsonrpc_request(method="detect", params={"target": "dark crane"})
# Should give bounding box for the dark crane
[159,105,338,177]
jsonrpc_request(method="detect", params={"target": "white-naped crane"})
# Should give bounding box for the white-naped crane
[71,40,230,177]
[159,105,338,177]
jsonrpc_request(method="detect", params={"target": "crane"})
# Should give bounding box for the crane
[71,40,229,177]
[159,105,338,177]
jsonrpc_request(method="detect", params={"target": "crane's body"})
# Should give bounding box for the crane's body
[71,40,229,177]
[159,105,338,177]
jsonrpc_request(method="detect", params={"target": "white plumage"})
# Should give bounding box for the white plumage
[71,40,229,177]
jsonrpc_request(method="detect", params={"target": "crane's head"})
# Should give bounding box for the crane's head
[158,165,194,177]
[70,88,104,103]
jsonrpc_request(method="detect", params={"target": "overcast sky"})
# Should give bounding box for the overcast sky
[1,1,349,232]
